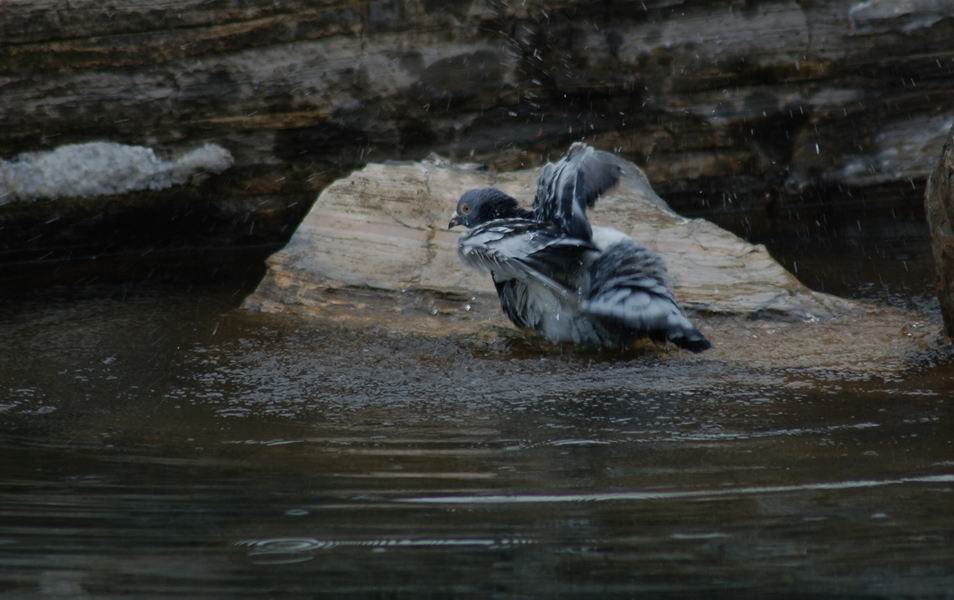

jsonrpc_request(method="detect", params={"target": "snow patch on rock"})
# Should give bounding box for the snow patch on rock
[849,0,952,34]
[0,142,233,204]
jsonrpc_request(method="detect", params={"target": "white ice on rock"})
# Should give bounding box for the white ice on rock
[848,0,952,34]
[0,142,233,204]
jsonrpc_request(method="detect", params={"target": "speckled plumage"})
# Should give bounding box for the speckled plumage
[532,142,622,241]
[450,143,711,352]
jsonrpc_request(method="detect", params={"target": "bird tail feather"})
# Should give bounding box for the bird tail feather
[582,240,711,353]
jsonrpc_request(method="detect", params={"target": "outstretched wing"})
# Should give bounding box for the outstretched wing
[532,142,622,240]
[581,240,711,353]
[457,219,596,305]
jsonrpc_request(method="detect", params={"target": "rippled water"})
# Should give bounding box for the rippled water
[1,227,953,598]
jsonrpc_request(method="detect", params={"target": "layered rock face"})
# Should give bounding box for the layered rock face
[2,0,953,261]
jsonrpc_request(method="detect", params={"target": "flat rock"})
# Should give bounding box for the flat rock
[245,154,852,320]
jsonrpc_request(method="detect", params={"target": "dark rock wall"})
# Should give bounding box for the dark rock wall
[2,0,954,263]
[925,124,954,336]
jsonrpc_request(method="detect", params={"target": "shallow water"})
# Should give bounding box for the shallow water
[1,224,953,598]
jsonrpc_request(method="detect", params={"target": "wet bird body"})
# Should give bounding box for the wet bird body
[450,143,711,353]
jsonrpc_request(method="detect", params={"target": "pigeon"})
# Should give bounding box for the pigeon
[448,143,711,353]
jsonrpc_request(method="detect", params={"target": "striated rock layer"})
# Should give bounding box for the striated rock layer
[2,1,954,262]
[244,154,853,322]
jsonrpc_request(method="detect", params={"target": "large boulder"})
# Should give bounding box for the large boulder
[244,154,852,321]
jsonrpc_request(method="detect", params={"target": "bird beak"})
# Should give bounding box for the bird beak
[448,214,462,229]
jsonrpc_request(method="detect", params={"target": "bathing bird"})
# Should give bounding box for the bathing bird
[448,142,711,353]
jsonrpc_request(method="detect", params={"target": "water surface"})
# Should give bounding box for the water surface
[0,228,952,598]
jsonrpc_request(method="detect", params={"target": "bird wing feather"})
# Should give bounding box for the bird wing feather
[532,143,622,240]
[457,219,596,307]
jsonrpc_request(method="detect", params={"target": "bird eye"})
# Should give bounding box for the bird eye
[461,204,471,214]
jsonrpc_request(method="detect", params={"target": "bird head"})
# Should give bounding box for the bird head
[448,188,522,229]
